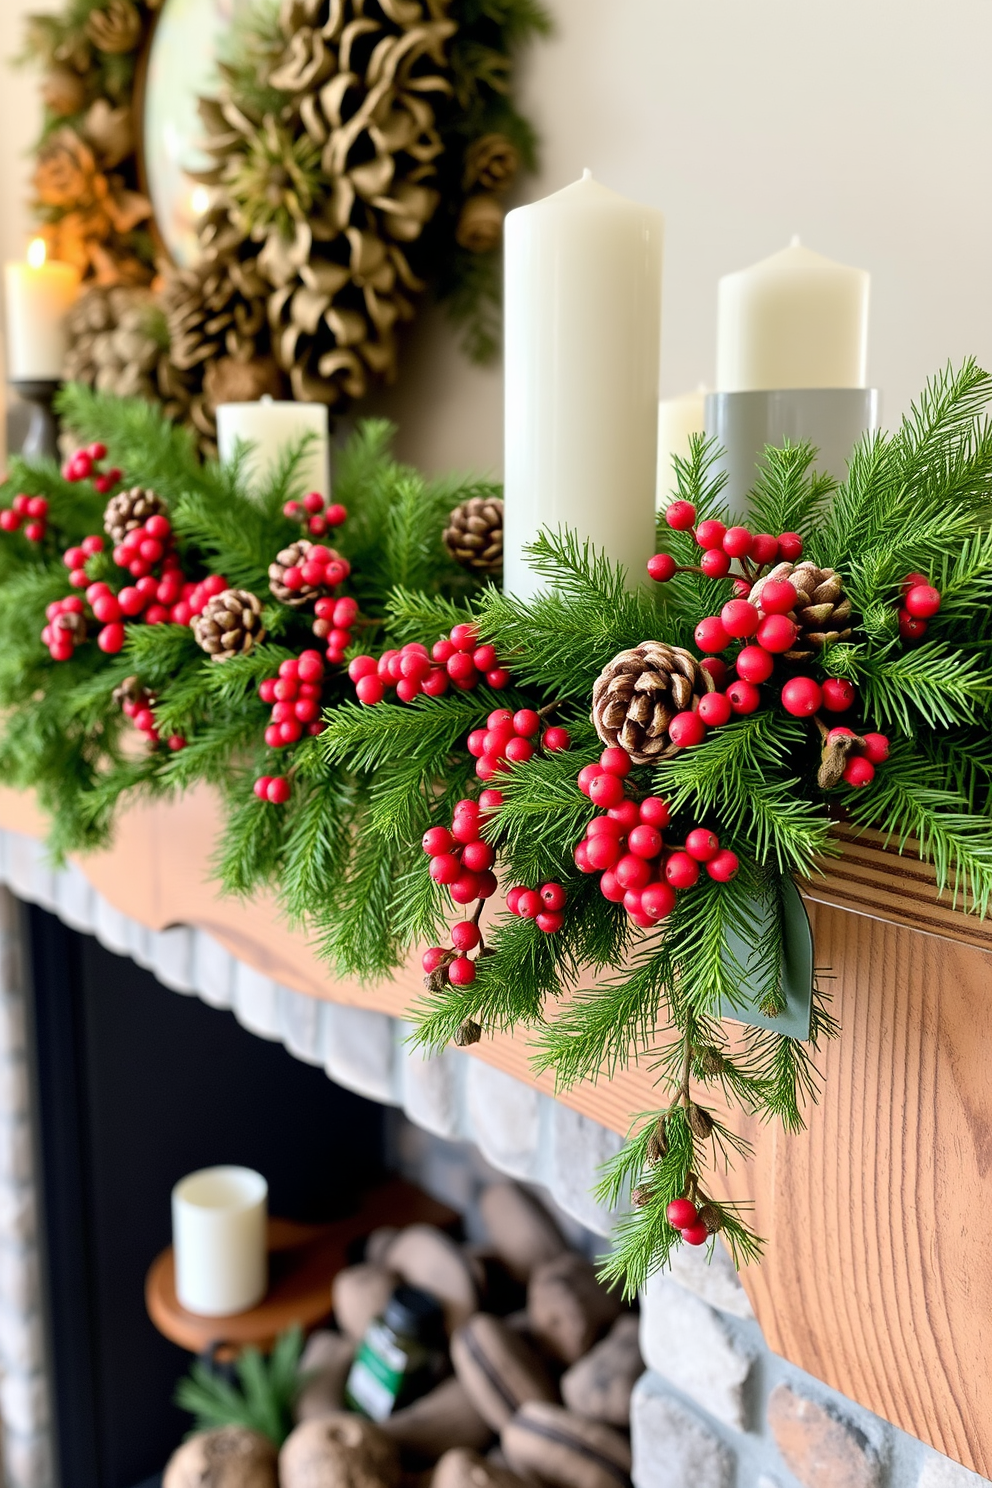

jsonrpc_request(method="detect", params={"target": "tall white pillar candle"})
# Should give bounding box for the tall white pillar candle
[656,387,706,506]
[172,1166,268,1316]
[3,240,80,381]
[503,171,663,600]
[716,238,869,392]
[216,398,330,498]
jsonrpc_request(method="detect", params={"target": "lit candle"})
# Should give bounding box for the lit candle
[216,397,330,498]
[3,239,80,382]
[172,1166,268,1316]
[656,387,706,506]
[716,237,869,392]
[503,171,663,600]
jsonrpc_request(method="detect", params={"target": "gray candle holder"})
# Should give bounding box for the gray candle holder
[704,388,879,517]
[7,380,61,461]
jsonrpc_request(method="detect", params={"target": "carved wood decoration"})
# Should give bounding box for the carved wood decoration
[0,785,988,1473]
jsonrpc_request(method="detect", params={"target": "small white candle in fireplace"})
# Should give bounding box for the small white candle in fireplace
[716,237,869,392]
[3,239,80,382]
[216,398,330,498]
[503,170,663,600]
[172,1166,268,1316]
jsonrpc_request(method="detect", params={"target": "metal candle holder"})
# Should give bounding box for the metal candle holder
[7,379,61,461]
[704,388,879,518]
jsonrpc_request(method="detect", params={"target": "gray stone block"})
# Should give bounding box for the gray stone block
[549,1103,622,1236]
[92,893,132,957]
[191,931,234,1009]
[323,1005,395,1104]
[0,1189,35,1247]
[639,1277,752,1429]
[146,925,196,993]
[231,962,282,1039]
[0,1057,28,1120]
[0,1121,33,1185]
[466,1058,541,1179]
[917,1455,990,1487]
[278,986,325,1066]
[2,1425,54,1488]
[0,1370,49,1438]
[3,834,57,912]
[52,862,95,934]
[0,994,26,1060]
[665,1234,755,1320]
[400,1027,464,1139]
[0,1245,39,1315]
[0,1305,45,1375]
[630,1373,734,1488]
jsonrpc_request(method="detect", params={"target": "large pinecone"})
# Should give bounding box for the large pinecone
[63,285,165,401]
[192,590,266,662]
[104,486,168,544]
[748,561,852,660]
[268,540,327,607]
[592,642,715,764]
[443,495,504,573]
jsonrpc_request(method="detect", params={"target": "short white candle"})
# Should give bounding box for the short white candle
[3,239,80,382]
[716,237,869,392]
[503,171,663,601]
[216,398,330,498]
[172,1166,268,1317]
[656,387,706,506]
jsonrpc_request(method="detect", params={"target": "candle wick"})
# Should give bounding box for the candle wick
[789,233,801,248]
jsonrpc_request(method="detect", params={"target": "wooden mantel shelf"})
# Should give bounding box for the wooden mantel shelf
[1,783,989,1474]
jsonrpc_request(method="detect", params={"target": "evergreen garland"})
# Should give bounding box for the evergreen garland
[1,365,991,1290]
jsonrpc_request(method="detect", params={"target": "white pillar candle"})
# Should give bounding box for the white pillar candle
[216,397,330,498]
[172,1166,268,1316]
[3,239,80,381]
[503,171,663,600]
[716,237,869,392]
[656,387,706,506]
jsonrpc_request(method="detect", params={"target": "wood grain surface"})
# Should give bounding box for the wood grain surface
[3,786,990,1471]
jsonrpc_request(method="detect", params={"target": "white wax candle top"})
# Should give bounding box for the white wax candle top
[216,399,330,498]
[172,1165,268,1317]
[716,237,869,393]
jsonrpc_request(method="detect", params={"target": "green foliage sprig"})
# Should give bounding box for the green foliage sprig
[175,1326,305,1446]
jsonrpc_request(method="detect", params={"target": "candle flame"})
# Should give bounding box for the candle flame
[190,185,211,217]
[26,238,46,270]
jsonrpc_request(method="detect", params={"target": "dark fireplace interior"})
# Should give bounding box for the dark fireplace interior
[26,903,389,1488]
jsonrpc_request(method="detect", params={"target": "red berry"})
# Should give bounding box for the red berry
[781,676,823,717]
[326,503,347,526]
[599,869,625,903]
[279,719,302,744]
[822,678,856,713]
[588,771,625,808]
[843,756,876,788]
[540,882,567,911]
[536,910,564,934]
[64,546,86,569]
[422,946,447,972]
[462,840,495,873]
[473,644,498,672]
[615,854,652,891]
[641,881,676,920]
[722,525,753,558]
[50,639,74,661]
[901,571,929,595]
[700,548,731,578]
[267,777,291,804]
[542,726,571,752]
[395,678,423,703]
[87,442,107,461]
[24,522,45,542]
[486,668,511,689]
[452,817,481,847]
[507,886,527,914]
[666,500,696,530]
[422,668,449,697]
[699,657,729,688]
[665,851,700,888]
[777,532,804,561]
[685,828,720,862]
[274,677,298,701]
[898,610,928,641]
[706,849,740,882]
[505,737,534,764]
[264,724,282,748]
[647,553,677,582]
[479,788,503,811]
[720,600,759,639]
[513,709,541,737]
[574,841,595,874]
[695,519,726,549]
[731,578,752,599]
[639,797,671,828]
[758,578,797,615]
[682,1221,710,1246]
[904,584,941,619]
[450,870,484,905]
[467,729,488,758]
[92,594,122,623]
[429,853,462,885]
[139,537,163,564]
[348,655,378,682]
[488,709,515,729]
[11,495,30,515]
[666,1198,698,1229]
[447,652,477,684]
[733,646,772,685]
[628,824,663,859]
[694,616,730,653]
[81,532,103,555]
[862,732,890,764]
[0,511,20,532]
[600,746,631,777]
[297,649,324,683]
[452,921,482,951]
[254,776,272,800]
[609,799,641,832]
[356,675,385,704]
[450,622,479,652]
[333,597,359,626]
[432,638,455,663]
[668,711,706,748]
[97,622,125,654]
[517,889,542,919]
[756,614,799,653]
[422,826,453,856]
[168,735,186,751]
[448,956,476,986]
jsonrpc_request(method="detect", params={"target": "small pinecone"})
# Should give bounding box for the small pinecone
[443,496,504,574]
[631,1186,652,1208]
[646,1119,668,1164]
[192,589,266,662]
[817,727,867,790]
[749,561,853,660]
[104,487,168,545]
[453,1019,482,1048]
[112,675,153,709]
[592,642,715,764]
[268,540,324,607]
[696,1046,727,1077]
[697,1203,724,1234]
[686,1103,715,1140]
[53,611,86,645]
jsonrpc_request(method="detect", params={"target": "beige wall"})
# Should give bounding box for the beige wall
[4,0,992,476]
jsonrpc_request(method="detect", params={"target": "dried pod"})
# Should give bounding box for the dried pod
[697,1203,724,1234]
[817,728,866,790]
[646,1119,668,1164]
[453,1019,482,1047]
[686,1103,715,1140]
[631,1186,651,1208]
[697,1046,726,1077]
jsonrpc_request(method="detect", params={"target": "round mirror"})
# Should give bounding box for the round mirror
[142,0,248,267]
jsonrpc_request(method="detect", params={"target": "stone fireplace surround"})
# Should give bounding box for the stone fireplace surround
[0,827,982,1488]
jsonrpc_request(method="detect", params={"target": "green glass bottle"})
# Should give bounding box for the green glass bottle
[344,1283,445,1421]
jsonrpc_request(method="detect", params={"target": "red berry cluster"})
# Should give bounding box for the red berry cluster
[312,594,358,666]
[666,1197,710,1248]
[253,775,291,806]
[275,542,351,599]
[349,624,509,706]
[573,748,739,927]
[897,571,941,641]
[258,650,328,752]
[1,493,48,542]
[649,505,802,585]
[422,920,485,989]
[282,490,347,538]
[117,682,185,753]
[467,707,571,783]
[506,880,567,934]
[41,596,85,661]
[422,793,503,907]
[61,442,122,495]
[825,726,891,787]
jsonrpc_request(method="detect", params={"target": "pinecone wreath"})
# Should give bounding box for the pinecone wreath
[748,561,852,660]
[443,495,504,573]
[192,590,266,661]
[592,642,715,764]
[63,285,166,402]
[268,540,331,607]
[103,486,168,544]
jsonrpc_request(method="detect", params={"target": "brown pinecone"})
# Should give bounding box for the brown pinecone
[53,611,86,646]
[103,486,168,545]
[268,540,325,608]
[697,1203,724,1234]
[592,642,715,764]
[443,495,504,573]
[192,590,266,662]
[686,1103,715,1140]
[453,1019,482,1048]
[63,285,166,402]
[748,561,852,660]
[111,675,154,710]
